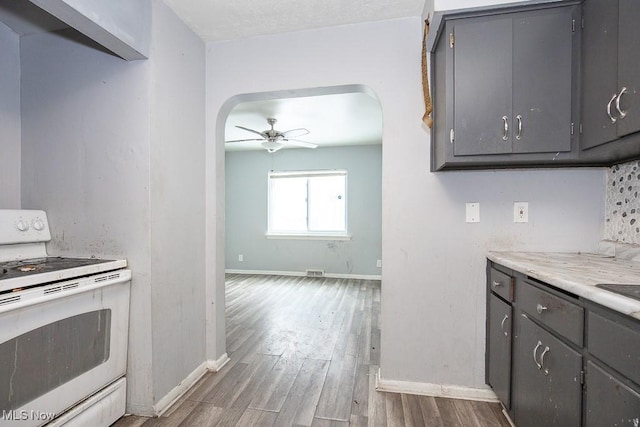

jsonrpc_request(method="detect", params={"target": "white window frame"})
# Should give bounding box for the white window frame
[266,169,351,240]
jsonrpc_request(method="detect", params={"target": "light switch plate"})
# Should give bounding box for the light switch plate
[466,202,480,223]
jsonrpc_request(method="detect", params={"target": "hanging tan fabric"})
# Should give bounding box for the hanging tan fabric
[422,18,433,129]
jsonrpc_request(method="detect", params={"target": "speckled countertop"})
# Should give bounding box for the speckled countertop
[487,251,640,321]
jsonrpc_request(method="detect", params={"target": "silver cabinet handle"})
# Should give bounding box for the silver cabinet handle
[500,314,509,337]
[533,340,542,369]
[492,281,502,288]
[515,115,523,140]
[540,346,550,376]
[536,303,548,314]
[607,94,618,124]
[502,116,509,141]
[616,87,628,119]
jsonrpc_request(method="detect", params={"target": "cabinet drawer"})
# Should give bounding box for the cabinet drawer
[588,310,640,386]
[518,280,583,346]
[489,267,513,301]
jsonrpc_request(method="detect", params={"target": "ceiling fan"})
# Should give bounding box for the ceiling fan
[226,118,318,153]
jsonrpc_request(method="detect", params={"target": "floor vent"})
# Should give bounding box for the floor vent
[306,269,325,278]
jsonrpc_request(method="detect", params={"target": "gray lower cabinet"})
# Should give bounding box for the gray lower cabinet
[585,361,640,427]
[487,293,512,409]
[580,0,640,163]
[512,314,582,427]
[487,260,640,425]
[428,1,581,170]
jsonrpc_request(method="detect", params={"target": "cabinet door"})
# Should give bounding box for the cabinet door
[453,17,513,156]
[617,0,640,139]
[581,0,619,150]
[513,314,582,427]
[512,8,573,154]
[488,294,512,409]
[585,361,640,427]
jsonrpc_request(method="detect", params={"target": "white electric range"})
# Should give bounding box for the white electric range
[0,209,131,427]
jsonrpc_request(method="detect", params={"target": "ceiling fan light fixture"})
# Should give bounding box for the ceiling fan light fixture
[261,140,284,153]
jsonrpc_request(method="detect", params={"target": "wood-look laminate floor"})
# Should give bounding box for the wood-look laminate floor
[114,274,510,427]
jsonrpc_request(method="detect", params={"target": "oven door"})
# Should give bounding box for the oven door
[0,270,131,427]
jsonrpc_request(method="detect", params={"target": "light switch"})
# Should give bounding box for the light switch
[466,202,480,223]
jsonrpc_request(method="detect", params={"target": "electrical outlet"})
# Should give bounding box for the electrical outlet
[376,259,382,268]
[238,254,244,262]
[466,202,480,223]
[514,202,529,223]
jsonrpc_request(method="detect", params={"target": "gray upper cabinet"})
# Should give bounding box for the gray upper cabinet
[581,0,640,157]
[428,1,581,170]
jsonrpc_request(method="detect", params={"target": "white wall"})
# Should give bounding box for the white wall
[226,145,382,276]
[21,0,206,415]
[20,27,155,413]
[0,22,21,208]
[206,17,605,390]
[434,0,528,10]
[149,0,206,404]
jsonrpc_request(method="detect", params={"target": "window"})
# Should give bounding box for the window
[268,170,348,238]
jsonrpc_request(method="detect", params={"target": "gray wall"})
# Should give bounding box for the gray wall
[20,0,205,415]
[206,17,606,392]
[225,145,382,276]
[0,22,21,208]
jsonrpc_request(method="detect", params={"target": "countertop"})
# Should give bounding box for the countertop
[487,251,640,321]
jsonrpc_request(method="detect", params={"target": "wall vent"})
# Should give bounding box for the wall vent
[306,269,325,278]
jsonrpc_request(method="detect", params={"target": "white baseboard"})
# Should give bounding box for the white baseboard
[153,361,209,416]
[152,353,230,417]
[375,369,498,402]
[225,269,381,281]
[206,353,230,372]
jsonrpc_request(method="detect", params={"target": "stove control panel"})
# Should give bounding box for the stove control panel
[0,210,51,245]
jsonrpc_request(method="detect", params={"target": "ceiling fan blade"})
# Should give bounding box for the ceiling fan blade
[284,139,318,149]
[281,128,310,138]
[225,138,264,143]
[235,125,267,138]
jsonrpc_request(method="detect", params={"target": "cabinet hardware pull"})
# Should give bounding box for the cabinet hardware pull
[500,314,509,337]
[502,116,509,141]
[515,115,523,140]
[536,303,548,314]
[540,346,550,375]
[615,87,628,119]
[492,281,502,288]
[607,94,618,124]
[533,340,542,369]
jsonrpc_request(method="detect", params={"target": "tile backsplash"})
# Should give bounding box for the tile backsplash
[605,160,640,244]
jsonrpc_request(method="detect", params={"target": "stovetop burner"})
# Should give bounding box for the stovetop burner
[595,284,640,302]
[0,257,114,281]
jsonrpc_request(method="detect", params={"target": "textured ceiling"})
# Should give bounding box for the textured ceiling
[163,0,426,42]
